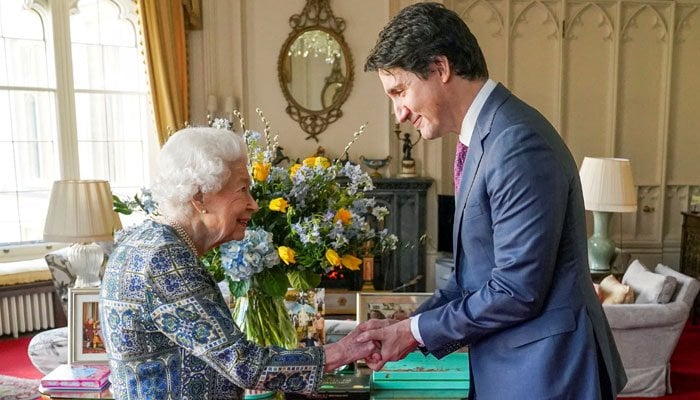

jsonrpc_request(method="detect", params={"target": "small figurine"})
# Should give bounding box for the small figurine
[272,146,290,166]
[394,124,421,177]
[313,146,326,158]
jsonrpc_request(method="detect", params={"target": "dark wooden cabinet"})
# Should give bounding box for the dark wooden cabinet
[369,178,433,292]
[681,212,700,277]
[680,211,700,322]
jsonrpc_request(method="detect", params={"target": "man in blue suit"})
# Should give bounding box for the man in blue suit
[357,3,627,399]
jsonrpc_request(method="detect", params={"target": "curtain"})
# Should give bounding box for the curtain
[137,0,189,146]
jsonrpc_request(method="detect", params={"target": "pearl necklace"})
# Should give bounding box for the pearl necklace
[164,216,199,256]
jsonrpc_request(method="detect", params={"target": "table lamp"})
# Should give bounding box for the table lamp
[43,180,116,288]
[579,158,638,273]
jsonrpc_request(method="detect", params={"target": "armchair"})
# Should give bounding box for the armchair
[603,262,700,397]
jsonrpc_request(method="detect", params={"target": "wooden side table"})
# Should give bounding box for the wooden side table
[680,211,700,323]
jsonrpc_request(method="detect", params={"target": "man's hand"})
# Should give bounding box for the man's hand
[322,325,381,372]
[356,318,419,370]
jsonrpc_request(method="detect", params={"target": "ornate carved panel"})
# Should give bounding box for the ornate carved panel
[617,3,670,185]
[563,2,616,163]
[454,0,508,82]
[668,5,700,184]
[510,0,562,125]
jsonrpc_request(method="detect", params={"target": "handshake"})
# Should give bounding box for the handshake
[322,317,420,372]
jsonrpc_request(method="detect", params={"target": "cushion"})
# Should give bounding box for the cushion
[0,259,52,286]
[622,260,677,304]
[28,327,68,374]
[598,274,635,304]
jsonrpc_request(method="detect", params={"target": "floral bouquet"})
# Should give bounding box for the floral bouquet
[209,110,398,348]
[207,110,398,302]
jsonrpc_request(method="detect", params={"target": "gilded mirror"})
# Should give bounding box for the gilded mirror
[278,0,353,141]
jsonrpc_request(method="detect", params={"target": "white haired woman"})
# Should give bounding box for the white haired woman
[99,127,377,399]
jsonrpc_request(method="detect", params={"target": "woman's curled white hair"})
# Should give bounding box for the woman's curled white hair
[152,127,247,219]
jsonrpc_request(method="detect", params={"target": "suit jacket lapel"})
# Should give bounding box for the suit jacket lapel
[452,83,512,270]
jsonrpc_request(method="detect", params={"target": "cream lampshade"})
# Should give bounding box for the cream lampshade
[579,158,638,272]
[44,180,116,288]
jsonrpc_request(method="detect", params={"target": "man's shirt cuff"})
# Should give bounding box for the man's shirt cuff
[410,314,425,346]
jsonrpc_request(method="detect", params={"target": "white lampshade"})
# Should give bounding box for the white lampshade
[579,157,638,213]
[44,180,116,243]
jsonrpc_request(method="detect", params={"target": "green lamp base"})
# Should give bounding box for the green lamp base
[587,211,615,273]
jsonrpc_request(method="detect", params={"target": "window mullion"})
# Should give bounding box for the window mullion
[48,0,79,179]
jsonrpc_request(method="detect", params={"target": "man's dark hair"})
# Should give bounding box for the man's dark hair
[365,2,488,80]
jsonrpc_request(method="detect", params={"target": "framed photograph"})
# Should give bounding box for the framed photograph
[325,288,357,316]
[356,292,432,323]
[68,287,108,364]
[284,288,326,347]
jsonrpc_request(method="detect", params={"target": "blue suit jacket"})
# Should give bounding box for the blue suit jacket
[415,84,627,399]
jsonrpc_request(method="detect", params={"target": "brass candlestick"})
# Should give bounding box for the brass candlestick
[362,256,375,291]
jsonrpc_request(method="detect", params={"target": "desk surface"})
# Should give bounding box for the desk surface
[39,381,469,400]
[40,363,469,400]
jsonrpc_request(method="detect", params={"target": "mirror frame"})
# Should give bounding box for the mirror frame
[277,0,354,141]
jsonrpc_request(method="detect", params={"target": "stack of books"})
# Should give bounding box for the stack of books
[40,364,111,393]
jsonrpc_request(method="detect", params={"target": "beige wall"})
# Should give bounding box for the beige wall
[189,0,396,166]
[188,0,700,287]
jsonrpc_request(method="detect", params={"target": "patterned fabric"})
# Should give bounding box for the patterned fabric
[100,219,325,400]
[453,141,468,191]
[28,327,68,374]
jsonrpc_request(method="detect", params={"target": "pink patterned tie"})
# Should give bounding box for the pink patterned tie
[454,141,468,191]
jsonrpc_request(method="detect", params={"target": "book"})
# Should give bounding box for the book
[285,373,370,399]
[370,389,469,399]
[371,351,469,390]
[38,384,112,398]
[41,364,111,390]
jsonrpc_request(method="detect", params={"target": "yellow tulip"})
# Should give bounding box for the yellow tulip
[303,156,330,169]
[340,254,362,271]
[289,163,302,178]
[268,197,289,213]
[278,246,296,265]
[334,208,352,225]
[325,249,341,267]
[252,161,270,182]
[314,157,331,168]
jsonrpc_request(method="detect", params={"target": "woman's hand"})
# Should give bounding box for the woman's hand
[322,326,381,372]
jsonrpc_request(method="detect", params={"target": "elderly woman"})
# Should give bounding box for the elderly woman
[100,127,376,399]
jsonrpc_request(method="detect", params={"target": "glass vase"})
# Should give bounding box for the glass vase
[232,288,297,350]
[233,288,297,399]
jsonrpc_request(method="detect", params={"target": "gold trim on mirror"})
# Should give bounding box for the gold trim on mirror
[277,0,354,141]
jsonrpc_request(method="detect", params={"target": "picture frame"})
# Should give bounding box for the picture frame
[356,292,432,323]
[284,288,326,346]
[68,287,108,364]
[324,288,357,316]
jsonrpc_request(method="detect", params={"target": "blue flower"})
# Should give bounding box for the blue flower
[220,228,279,280]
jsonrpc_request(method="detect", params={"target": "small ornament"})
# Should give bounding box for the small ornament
[395,124,422,178]
[359,155,391,179]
